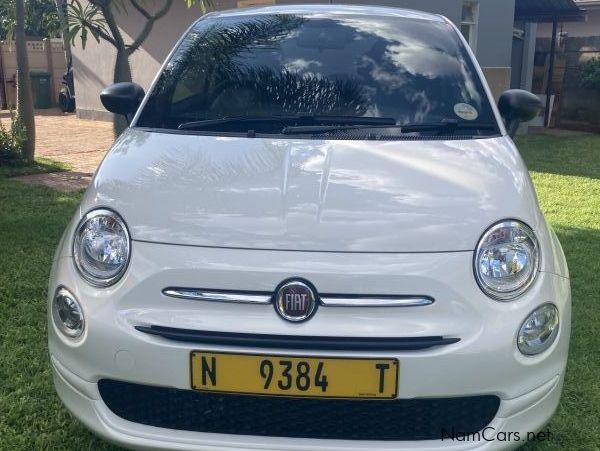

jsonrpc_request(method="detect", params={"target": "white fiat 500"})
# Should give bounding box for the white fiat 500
[49,5,570,451]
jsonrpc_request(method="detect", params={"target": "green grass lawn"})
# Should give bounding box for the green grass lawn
[517,135,600,450]
[0,135,599,450]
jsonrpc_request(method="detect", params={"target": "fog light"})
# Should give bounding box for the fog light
[52,287,85,339]
[518,304,559,356]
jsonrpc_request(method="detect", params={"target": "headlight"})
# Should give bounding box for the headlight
[474,220,539,300]
[73,209,131,286]
[52,287,85,338]
[518,304,559,355]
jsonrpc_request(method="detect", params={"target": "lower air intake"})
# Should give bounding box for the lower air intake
[99,379,500,441]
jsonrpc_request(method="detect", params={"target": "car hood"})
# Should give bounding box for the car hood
[82,129,541,253]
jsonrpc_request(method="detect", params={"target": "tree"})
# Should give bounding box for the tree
[67,0,211,134]
[54,0,72,65]
[581,58,600,91]
[0,0,61,40]
[14,0,36,163]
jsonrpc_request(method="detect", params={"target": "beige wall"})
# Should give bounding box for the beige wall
[1,39,67,108]
[482,67,512,100]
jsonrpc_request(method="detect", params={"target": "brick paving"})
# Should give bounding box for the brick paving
[1,108,114,190]
[11,171,94,192]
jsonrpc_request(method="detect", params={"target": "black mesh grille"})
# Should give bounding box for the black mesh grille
[99,379,500,441]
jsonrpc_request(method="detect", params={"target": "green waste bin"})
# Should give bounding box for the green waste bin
[30,71,52,109]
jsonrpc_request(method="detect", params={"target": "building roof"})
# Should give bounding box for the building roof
[515,0,587,22]
[574,0,600,9]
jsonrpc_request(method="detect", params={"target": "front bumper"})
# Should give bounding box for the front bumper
[49,241,571,450]
[53,356,564,451]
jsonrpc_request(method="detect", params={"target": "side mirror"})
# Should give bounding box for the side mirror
[100,82,145,124]
[497,89,542,138]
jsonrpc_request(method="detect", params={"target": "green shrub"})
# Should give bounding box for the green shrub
[0,112,27,164]
[580,57,600,90]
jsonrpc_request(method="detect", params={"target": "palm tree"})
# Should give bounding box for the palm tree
[14,0,35,163]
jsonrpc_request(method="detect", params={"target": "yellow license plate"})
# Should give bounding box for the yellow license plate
[190,351,398,399]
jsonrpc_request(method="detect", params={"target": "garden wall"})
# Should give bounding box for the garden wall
[0,39,67,110]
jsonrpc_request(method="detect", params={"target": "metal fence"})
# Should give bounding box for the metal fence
[534,36,600,132]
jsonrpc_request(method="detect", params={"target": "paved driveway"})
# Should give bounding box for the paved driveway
[1,109,114,190]
[1,108,114,173]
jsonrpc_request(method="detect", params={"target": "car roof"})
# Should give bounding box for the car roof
[202,4,445,23]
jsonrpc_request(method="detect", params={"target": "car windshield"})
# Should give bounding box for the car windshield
[136,12,500,139]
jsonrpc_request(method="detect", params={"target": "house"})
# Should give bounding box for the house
[71,0,586,122]
[538,0,600,37]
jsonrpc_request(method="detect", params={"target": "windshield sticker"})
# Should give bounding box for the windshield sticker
[453,103,479,121]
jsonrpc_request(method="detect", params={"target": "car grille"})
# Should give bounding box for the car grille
[98,379,500,441]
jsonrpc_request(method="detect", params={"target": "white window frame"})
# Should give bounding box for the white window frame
[460,1,479,53]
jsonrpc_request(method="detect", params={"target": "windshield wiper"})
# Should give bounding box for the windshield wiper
[177,115,396,131]
[281,119,498,135]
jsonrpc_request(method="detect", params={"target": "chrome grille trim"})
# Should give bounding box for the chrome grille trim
[163,287,433,307]
[319,296,434,307]
[162,288,272,304]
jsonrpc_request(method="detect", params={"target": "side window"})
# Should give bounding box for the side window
[460,1,479,53]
